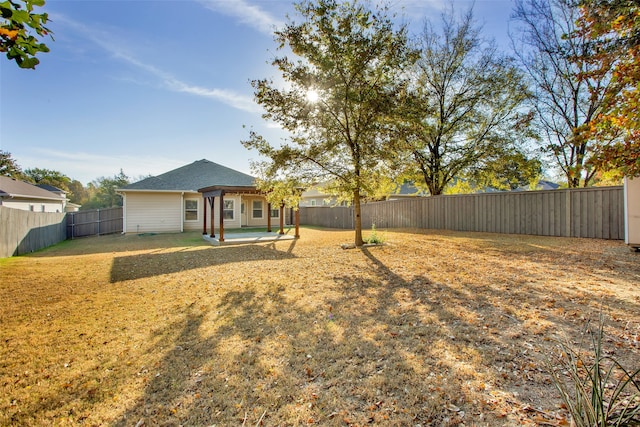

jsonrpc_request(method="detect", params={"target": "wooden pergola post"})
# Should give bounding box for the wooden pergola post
[267,202,272,232]
[209,197,215,238]
[219,192,225,242]
[202,199,207,235]
[198,185,302,241]
[295,207,300,238]
[279,203,285,235]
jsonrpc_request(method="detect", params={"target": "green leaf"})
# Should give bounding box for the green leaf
[18,56,39,69]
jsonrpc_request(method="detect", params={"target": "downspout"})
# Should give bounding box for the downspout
[180,192,184,232]
[121,192,127,234]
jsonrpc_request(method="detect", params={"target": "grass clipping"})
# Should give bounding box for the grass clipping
[0,228,639,426]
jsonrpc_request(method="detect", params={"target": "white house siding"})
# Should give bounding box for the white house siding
[205,195,242,230]
[124,192,184,233]
[1,199,65,213]
[123,192,252,233]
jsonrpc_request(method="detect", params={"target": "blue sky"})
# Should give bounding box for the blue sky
[0,0,515,185]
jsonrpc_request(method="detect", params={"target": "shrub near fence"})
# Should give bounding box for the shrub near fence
[0,206,67,258]
[299,186,625,240]
[67,207,123,238]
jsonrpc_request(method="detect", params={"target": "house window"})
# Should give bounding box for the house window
[310,200,316,206]
[223,200,234,220]
[271,207,279,218]
[184,199,198,221]
[41,205,45,212]
[252,200,263,218]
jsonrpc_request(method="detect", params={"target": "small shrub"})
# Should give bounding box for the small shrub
[547,314,640,426]
[365,224,385,245]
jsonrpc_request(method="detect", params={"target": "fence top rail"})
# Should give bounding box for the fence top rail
[361,185,625,205]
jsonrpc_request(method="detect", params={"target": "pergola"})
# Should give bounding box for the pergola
[198,185,300,242]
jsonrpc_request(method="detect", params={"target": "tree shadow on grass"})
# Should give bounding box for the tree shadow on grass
[27,232,211,258]
[110,243,297,282]
[108,239,638,426]
[110,245,457,425]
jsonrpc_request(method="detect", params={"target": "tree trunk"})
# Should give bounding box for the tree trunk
[353,189,364,247]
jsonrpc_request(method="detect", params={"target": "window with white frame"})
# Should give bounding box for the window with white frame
[184,199,198,221]
[271,206,279,218]
[223,200,234,220]
[252,200,263,218]
[310,200,316,206]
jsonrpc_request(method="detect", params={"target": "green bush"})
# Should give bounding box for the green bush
[365,224,385,244]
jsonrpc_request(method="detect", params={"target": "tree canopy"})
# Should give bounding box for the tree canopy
[243,0,417,246]
[81,170,130,209]
[0,0,52,69]
[399,7,534,196]
[24,167,71,191]
[574,0,640,177]
[512,0,622,187]
[0,150,24,178]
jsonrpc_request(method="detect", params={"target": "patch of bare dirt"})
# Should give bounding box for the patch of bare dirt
[0,228,638,426]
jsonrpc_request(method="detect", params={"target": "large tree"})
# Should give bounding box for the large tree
[467,149,542,191]
[574,0,639,177]
[242,0,416,246]
[0,0,52,69]
[0,150,24,178]
[82,170,129,209]
[399,8,532,196]
[24,167,70,189]
[511,0,622,187]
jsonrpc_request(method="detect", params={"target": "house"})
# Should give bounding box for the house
[36,184,81,212]
[300,181,428,206]
[0,176,67,212]
[118,159,290,234]
[387,182,429,200]
[515,180,560,192]
[300,184,347,207]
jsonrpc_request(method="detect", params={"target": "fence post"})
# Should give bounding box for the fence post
[565,190,571,237]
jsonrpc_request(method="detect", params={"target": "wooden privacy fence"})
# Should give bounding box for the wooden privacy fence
[0,206,67,257]
[67,207,123,238]
[299,186,625,240]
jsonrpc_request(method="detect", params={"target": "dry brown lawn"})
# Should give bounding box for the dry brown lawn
[0,227,638,426]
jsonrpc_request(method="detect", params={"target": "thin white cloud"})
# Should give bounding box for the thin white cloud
[53,13,259,113]
[197,0,284,35]
[17,148,187,184]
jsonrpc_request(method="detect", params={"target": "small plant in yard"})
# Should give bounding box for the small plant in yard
[547,314,640,426]
[365,224,385,245]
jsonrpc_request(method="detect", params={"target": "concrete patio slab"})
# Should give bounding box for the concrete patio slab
[202,232,296,246]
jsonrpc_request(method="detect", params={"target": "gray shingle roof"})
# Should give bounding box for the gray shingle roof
[121,159,255,192]
[0,176,66,200]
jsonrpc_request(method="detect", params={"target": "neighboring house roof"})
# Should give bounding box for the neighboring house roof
[515,180,560,192]
[0,176,66,201]
[120,159,256,192]
[393,182,429,197]
[36,184,66,195]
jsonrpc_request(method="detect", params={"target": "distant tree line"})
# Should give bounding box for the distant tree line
[0,150,130,209]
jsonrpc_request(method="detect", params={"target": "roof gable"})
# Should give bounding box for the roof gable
[0,176,66,200]
[121,159,255,192]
